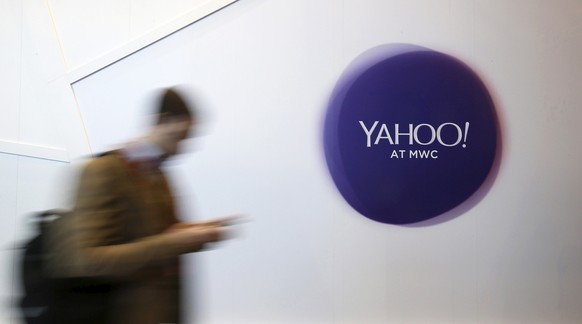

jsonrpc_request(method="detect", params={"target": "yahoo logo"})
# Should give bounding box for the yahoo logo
[359,121,470,148]
[323,44,500,225]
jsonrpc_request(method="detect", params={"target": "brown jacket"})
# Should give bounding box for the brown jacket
[48,152,195,323]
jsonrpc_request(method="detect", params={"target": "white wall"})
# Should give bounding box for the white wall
[1,0,582,323]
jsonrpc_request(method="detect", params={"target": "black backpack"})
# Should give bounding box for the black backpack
[19,210,120,324]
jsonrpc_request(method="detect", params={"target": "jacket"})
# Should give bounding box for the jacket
[47,151,192,323]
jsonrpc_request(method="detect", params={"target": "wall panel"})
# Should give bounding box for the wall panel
[1,0,581,323]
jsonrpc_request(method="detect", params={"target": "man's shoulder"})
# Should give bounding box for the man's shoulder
[82,151,126,175]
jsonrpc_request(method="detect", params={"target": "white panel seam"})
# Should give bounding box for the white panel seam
[0,140,69,163]
[43,0,70,71]
[66,0,238,84]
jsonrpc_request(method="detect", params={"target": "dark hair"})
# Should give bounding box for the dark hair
[156,88,194,123]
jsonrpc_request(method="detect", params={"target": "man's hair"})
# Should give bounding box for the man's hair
[156,88,194,123]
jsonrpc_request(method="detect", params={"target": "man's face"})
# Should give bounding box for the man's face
[158,115,194,157]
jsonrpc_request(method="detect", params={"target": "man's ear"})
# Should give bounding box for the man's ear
[156,112,171,125]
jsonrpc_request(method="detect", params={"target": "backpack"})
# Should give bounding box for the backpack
[18,209,120,324]
[19,210,65,323]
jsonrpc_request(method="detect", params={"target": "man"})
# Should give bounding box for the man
[48,88,233,323]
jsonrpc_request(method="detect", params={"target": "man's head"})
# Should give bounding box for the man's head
[149,88,195,157]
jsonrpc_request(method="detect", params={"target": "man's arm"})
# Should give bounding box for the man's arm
[50,156,225,279]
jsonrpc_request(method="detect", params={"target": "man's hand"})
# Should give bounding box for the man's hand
[164,215,247,253]
[192,215,248,228]
[164,222,228,253]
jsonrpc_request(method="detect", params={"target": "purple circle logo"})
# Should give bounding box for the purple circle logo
[323,44,500,225]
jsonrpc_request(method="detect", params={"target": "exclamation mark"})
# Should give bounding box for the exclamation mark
[462,122,469,148]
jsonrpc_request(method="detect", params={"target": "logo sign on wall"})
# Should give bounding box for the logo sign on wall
[323,44,499,225]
